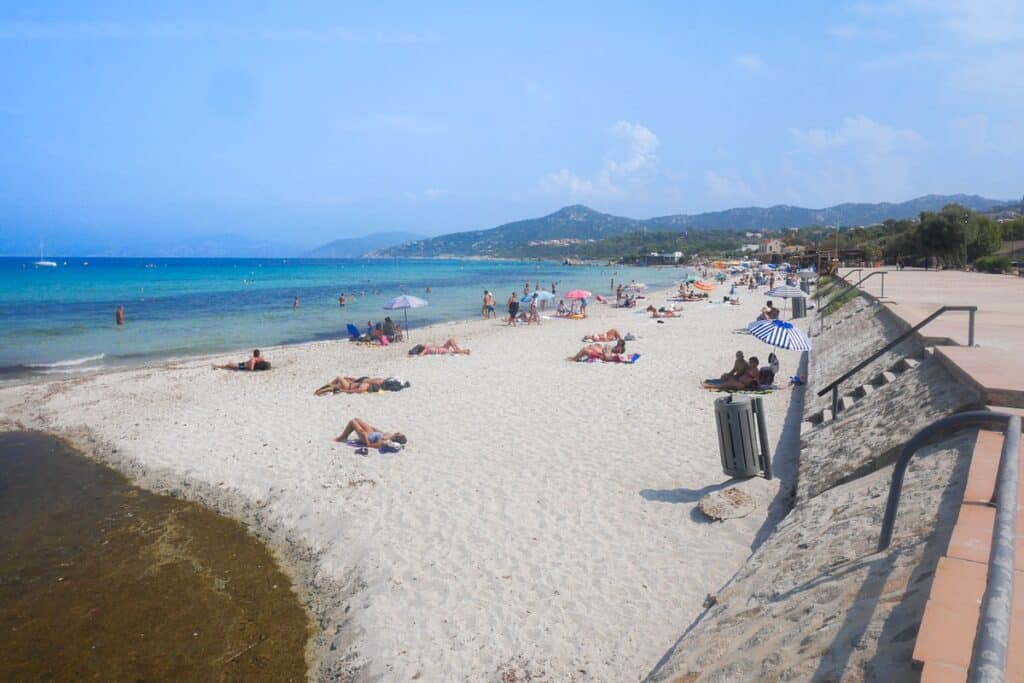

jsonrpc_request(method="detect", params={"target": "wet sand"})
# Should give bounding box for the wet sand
[0,431,310,682]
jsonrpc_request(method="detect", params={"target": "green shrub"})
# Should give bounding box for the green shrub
[974,255,1011,274]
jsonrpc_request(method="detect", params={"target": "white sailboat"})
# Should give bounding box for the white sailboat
[34,241,57,268]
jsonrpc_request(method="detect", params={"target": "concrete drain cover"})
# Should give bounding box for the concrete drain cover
[698,488,756,521]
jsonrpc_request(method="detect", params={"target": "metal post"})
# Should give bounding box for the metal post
[832,386,838,416]
[880,272,885,299]
[968,415,1020,683]
[969,309,976,347]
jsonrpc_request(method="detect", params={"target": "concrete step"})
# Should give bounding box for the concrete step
[879,371,898,385]
[838,395,857,412]
[900,357,921,371]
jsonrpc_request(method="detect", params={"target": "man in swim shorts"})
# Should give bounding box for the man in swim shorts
[213,349,269,371]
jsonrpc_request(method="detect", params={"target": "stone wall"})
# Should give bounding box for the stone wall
[646,286,986,682]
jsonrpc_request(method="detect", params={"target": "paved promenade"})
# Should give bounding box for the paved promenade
[838,267,1024,408]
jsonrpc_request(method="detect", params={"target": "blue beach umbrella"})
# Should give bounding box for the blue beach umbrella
[747,319,812,351]
[383,294,428,339]
[530,290,555,301]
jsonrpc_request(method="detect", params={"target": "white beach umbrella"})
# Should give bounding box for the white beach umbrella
[383,294,428,339]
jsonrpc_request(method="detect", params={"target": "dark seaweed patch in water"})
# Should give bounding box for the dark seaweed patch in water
[0,431,310,681]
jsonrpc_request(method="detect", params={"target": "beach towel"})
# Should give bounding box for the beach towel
[582,353,640,364]
[700,378,778,394]
[343,439,405,455]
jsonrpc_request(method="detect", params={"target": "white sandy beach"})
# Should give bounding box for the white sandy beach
[0,287,803,681]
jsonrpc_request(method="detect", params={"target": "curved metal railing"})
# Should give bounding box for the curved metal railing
[877,411,1021,682]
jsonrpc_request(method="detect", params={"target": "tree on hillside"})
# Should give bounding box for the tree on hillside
[917,203,1000,267]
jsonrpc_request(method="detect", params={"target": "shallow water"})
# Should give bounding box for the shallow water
[0,257,684,380]
[0,431,310,681]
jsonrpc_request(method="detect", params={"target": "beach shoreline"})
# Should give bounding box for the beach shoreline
[0,284,802,680]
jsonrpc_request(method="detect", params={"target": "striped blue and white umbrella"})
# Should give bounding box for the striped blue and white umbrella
[747,319,812,351]
[766,285,806,298]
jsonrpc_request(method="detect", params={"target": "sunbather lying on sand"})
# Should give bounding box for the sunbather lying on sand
[646,305,679,318]
[335,418,407,448]
[213,349,270,371]
[315,376,385,395]
[582,328,622,342]
[567,339,626,362]
[415,339,471,355]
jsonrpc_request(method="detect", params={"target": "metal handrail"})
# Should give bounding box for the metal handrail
[817,305,978,415]
[877,411,1021,682]
[845,270,887,299]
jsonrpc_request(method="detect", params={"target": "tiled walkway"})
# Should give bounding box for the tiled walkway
[838,268,1024,407]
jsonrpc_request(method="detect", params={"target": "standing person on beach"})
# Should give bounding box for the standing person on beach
[551,282,556,295]
[482,291,495,319]
[507,292,519,326]
[115,305,125,325]
[523,282,530,296]
[527,295,540,324]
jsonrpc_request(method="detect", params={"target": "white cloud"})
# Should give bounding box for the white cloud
[605,121,660,176]
[733,54,762,71]
[704,170,752,198]
[541,169,597,197]
[789,115,922,156]
[541,121,660,199]
[906,0,1022,42]
[785,115,925,203]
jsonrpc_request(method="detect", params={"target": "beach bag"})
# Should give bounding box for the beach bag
[381,335,390,346]
[383,378,404,392]
[759,367,775,386]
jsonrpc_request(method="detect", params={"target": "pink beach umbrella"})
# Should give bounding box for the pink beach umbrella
[564,289,592,299]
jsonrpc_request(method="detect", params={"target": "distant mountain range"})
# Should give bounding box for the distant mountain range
[375,194,1005,257]
[306,231,425,258]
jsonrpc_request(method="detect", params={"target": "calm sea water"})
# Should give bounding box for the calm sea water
[0,257,684,380]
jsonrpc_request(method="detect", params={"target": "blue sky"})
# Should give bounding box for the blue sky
[1,1,1022,247]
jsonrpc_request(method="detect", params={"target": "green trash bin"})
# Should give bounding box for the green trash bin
[714,395,772,479]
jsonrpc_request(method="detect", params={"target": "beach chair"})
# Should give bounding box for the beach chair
[346,323,362,341]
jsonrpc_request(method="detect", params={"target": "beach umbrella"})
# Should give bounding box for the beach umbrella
[759,264,775,271]
[564,289,592,299]
[383,294,428,339]
[693,280,715,292]
[623,282,647,292]
[766,285,806,299]
[530,290,555,301]
[747,319,812,351]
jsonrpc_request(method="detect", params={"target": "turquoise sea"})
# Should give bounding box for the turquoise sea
[0,257,685,381]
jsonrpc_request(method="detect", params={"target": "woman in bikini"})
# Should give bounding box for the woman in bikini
[315,376,386,395]
[417,339,471,355]
[567,339,625,362]
[582,328,622,342]
[335,418,407,448]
